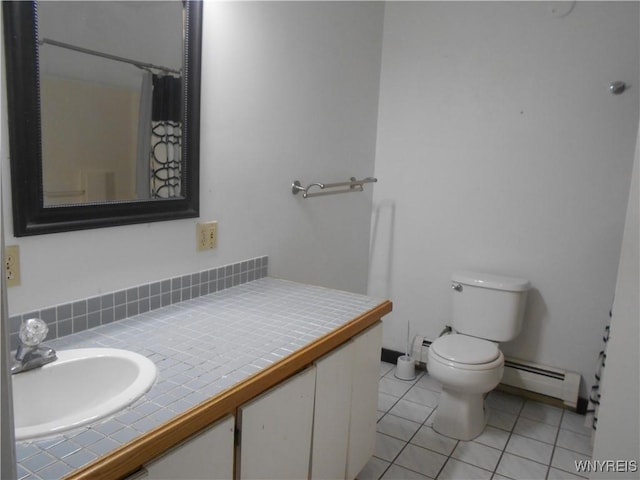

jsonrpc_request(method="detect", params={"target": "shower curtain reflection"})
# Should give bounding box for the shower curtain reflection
[585,311,611,440]
[150,74,183,199]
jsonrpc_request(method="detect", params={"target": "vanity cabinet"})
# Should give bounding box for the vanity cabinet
[345,322,383,479]
[310,341,354,480]
[26,280,392,480]
[134,323,381,480]
[236,367,317,479]
[236,322,382,480]
[144,416,235,480]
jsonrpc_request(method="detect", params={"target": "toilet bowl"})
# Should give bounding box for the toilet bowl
[427,271,529,441]
[427,334,504,440]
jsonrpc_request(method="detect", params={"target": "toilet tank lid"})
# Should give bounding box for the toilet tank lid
[452,271,530,292]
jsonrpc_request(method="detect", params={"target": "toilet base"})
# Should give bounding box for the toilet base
[432,389,488,440]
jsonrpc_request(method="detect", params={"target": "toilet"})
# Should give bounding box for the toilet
[427,271,530,440]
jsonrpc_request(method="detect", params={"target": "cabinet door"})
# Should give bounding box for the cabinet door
[310,341,354,480]
[145,415,235,480]
[345,322,383,479]
[237,366,316,480]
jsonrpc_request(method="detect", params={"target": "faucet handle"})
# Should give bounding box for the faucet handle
[19,318,49,346]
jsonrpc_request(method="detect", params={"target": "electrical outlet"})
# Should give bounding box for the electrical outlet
[197,221,218,251]
[5,245,21,287]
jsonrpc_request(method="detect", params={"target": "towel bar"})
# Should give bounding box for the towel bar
[292,177,377,199]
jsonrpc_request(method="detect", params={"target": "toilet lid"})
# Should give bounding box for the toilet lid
[431,334,500,365]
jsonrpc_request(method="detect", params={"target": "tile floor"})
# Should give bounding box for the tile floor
[359,362,593,480]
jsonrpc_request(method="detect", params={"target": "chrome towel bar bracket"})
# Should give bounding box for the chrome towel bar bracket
[292,177,377,198]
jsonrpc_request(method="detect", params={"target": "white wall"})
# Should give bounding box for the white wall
[2,1,384,315]
[590,95,640,480]
[370,1,639,397]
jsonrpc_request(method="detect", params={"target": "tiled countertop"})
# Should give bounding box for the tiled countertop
[15,278,387,480]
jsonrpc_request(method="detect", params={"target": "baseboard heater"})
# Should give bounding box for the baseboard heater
[411,336,581,409]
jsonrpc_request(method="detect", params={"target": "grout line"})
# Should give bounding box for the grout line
[378,365,454,479]
[376,368,436,478]
[545,409,565,480]
[489,397,524,480]
[374,364,407,477]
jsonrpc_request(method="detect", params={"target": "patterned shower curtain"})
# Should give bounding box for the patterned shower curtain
[150,74,182,198]
[585,309,611,440]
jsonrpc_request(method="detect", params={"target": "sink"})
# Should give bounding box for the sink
[12,348,158,441]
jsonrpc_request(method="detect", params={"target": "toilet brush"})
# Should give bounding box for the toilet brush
[395,320,416,380]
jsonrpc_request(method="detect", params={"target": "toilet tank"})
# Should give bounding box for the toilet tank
[451,271,530,342]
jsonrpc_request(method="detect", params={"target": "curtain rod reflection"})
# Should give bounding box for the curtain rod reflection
[39,37,181,75]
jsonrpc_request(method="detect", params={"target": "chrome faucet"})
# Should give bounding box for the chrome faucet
[11,318,57,374]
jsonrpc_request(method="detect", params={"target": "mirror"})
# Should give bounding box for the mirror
[2,0,201,236]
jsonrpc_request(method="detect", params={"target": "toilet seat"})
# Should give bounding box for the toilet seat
[430,334,502,371]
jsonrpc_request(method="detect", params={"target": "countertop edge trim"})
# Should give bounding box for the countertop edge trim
[64,299,393,480]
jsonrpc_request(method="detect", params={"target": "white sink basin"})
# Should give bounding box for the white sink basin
[13,348,158,441]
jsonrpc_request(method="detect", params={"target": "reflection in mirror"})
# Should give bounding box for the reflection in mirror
[2,1,201,236]
[38,1,184,206]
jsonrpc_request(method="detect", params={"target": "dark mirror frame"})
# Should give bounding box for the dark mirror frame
[2,0,201,237]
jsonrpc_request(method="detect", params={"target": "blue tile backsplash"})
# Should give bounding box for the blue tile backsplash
[9,256,269,350]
